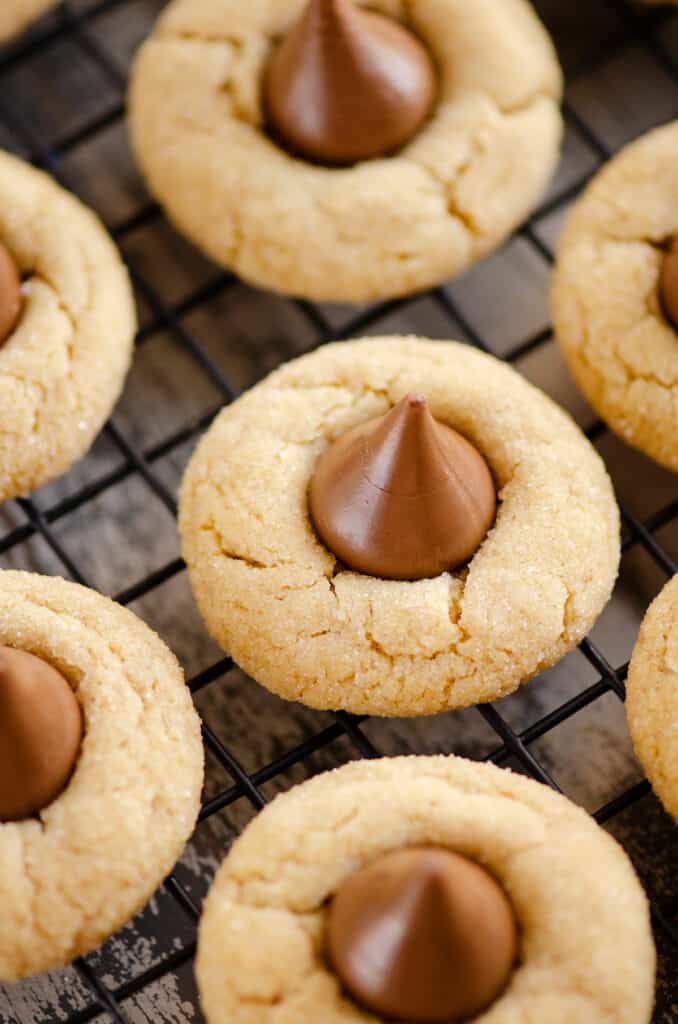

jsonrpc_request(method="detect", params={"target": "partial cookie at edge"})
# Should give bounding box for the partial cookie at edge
[0,149,136,501]
[552,121,678,471]
[0,1,59,42]
[196,756,655,1024]
[0,571,204,980]
[627,574,678,825]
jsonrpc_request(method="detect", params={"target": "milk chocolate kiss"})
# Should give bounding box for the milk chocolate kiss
[660,237,678,330]
[309,394,496,580]
[0,646,83,822]
[0,240,21,345]
[264,0,437,165]
[327,847,518,1023]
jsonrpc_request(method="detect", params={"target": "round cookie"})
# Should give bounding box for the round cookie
[0,570,204,980]
[0,1,59,43]
[552,122,678,471]
[196,755,656,1024]
[627,574,678,825]
[179,336,620,717]
[128,0,563,303]
[0,150,136,502]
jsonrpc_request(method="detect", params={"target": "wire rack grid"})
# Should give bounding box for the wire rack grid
[0,0,676,1021]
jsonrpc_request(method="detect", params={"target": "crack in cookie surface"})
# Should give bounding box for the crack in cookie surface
[129,0,563,301]
[179,336,619,716]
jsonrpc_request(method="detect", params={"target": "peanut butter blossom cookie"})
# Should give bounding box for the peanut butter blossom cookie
[627,574,678,826]
[196,756,655,1024]
[0,150,136,502]
[129,0,563,302]
[179,336,620,716]
[553,121,678,471]
[0,571,204,980]
[0,0,58,42]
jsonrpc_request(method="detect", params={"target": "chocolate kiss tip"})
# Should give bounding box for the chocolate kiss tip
[0,646,83,822]
[264,0,437,166]
[309,394,496,580]
[327,847,518,1023]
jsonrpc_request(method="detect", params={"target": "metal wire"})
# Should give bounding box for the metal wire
[0,0,675,1020]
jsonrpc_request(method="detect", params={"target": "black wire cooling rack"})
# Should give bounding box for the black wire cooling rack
[0,0,677,1021]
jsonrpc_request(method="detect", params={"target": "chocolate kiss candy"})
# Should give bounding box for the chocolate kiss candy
[0,646,83,822]
[660,237,678,331]
[309,394,496,580]
[0,240,21,345]
[327,847,518,1023]
[264,0,437,165]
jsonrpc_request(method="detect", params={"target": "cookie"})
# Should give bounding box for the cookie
[128,0,563,303]
[196,755,655,1024]
[552,122,678,471]
[179,336,620,717]
[627,574,678,825]
[0,571,204,981]
[0,1,58,43]
[0,150,136,502]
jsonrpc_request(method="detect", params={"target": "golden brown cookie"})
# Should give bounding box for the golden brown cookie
[627,574,678,825]
[552,122,678,471]
[179,336,620,716]
[196,756,656,1024]
[0,571,204,981]
[0,1,59,43]
[0,150,136,502]
[128,0,563,302]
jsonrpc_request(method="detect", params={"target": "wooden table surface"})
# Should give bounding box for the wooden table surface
[0,1,676,1021]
